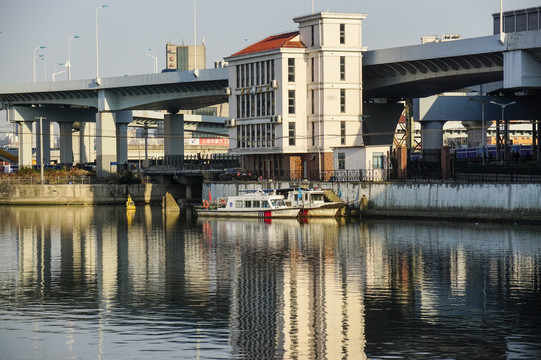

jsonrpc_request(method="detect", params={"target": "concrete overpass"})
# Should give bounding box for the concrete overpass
[2,27,541,175]
[0,68,228,176]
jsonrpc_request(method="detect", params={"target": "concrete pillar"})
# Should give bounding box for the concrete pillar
[116,122,128,167]
[59,122,74,166]
[96,112,117,177]
[17,121,33,168]
[186,184,193,200]
[115,111,132,167]
[420,120,444,165]
[35,119,51,167]
[462,120,490,148]
[72,128,81,164]
[164,113,184,167]
[79,122,96,164]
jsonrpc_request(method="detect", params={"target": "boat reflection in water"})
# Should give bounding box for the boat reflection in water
[1,205,540,359]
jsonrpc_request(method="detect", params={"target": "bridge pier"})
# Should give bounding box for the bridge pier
[96,112,117,177]
[164,113,184,167]
[17,121,33,168]
[115,111,132,168]
[462,120,491,148]
[35,119,51,168]
[59,122,74,166]
[79,122,96,164]
[420,120,444,165]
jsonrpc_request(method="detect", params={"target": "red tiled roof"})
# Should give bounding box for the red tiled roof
[231,31,305,57]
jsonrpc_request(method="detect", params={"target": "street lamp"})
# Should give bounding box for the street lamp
[468,97,491,165]
[38,55,46,82]
[52,63,66,81]
[33,45,46,83]
[490,100,516,162]
[145,49,158,73]
[96,5,109,82]
[67,35,80,80]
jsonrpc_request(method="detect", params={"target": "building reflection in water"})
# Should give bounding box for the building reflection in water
[3,206,540,359]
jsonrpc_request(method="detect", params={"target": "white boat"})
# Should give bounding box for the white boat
[285,188,345,218]
[196,189,300,218]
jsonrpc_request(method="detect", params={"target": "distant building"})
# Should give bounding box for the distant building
[493,6,541,34]
[166,43,206,70]
[224,12,367,178]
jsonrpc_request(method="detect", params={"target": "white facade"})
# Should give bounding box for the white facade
[224,12,367,175]
[333,145,390,171]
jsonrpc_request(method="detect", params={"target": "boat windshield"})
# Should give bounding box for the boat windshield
[270,199,286,207]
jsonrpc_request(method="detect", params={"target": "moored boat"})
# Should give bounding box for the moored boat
[285,188,345,217]
[196,189,300,218]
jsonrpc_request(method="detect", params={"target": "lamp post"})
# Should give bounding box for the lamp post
[33,46,46,83]
[145,49,158,73]
[490,100,516,162]
[52,63,66,81]
[96,5,109,82]
[468,97,490,165]
[193,0,197,71]
[67,35,80,80]
[40,56,46,82]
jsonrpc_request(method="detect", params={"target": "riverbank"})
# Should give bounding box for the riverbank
[2,182,540,223]
[0,183,168,205]
[203,181,541,223]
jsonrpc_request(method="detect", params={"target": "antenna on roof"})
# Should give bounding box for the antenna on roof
[312,0,314,14]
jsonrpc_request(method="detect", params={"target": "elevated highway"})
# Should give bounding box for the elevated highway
[1,28,541,175]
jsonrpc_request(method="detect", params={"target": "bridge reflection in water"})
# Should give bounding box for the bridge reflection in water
[1,206,540,359]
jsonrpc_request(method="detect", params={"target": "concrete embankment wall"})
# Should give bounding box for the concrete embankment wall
[203,182,541,222]
[0,183,169,205]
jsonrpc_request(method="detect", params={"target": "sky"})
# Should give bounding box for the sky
[0,0,539,128]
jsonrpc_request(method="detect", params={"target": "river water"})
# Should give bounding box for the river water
[0,205,540,360]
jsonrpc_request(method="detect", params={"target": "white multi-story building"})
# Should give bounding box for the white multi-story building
[225,12,368,178]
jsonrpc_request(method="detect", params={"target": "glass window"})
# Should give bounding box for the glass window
[253,200,260,208]
[338,153,346,170]
[340,24,345,44]
[340,89,346,113]
[288,90,295,114]
[340,121,346,145]
[373,152,384,169]
[235,200,243,208]
[311,25,314,47]
[288,58,295,82]
[311,122,315,146]
[289,122,296,146]
[311,57,315,82]
[340,56,345,81]
[311,89,315,114]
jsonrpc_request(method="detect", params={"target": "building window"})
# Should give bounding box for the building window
[311,57,315,82]
[340,89,346,113]
[338,153,346,170]
[288,90,295,114]
[288,58,295,82]
[311,90,315,114]
[340,56,345,80]
[311,122,315,146]
[236,66,240,88]
[373,152,384,169]
[340,24,345,44]
[289,122,296,146]
[340,121,346,145]
[311,25,314,47]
